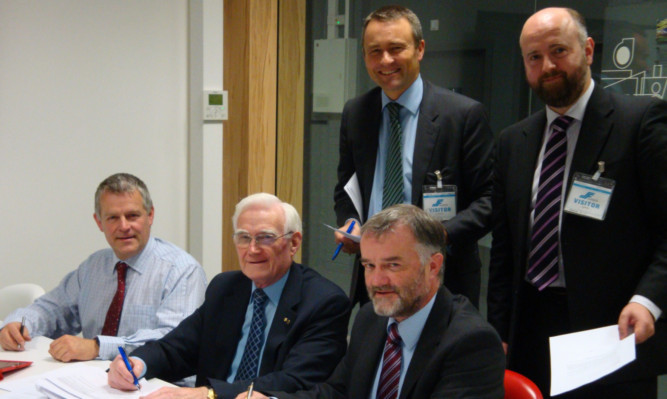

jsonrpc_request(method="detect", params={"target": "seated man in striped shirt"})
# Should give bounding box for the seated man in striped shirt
[0,173,207,362]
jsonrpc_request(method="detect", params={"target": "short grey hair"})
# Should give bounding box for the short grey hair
[361,204,445,268]
[95,173,152,218]
[565,8,588,47]
[362,5,423,51]
[232,192,302,234]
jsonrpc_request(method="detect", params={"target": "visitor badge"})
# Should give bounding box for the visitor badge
[423,170,457,221]
[564,162,615,221]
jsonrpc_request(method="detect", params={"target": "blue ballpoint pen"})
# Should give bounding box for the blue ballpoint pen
[332,220,356,260]
[118,346,141,390]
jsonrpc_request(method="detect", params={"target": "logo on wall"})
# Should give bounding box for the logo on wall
[601,18,666,99]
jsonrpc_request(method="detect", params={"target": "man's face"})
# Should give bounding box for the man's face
[360,223,442,322]
[94,190,154,260]
[520,9,593,112]
[363,17,424,100]
[234,204,302,289]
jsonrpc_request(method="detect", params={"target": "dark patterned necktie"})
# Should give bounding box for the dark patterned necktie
[101,262,128,336]
[383,102,404,208]
[377,323,402,399]
[235,289,269,381]
[527,116,574,290]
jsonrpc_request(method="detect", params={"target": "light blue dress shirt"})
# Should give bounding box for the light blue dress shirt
[1,236,207,360]
[226,270,290,382]
[369,291,437,399]
[368,75,423,218]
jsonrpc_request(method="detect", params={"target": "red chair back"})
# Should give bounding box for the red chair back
[504,369,543,399]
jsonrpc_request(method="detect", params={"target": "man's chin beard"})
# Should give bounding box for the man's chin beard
[534,69,586,108]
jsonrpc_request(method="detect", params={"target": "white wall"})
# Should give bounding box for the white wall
[0,0,222,290]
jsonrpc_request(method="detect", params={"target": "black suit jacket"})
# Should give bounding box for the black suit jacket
[131,262,350,399]
[488,85,667,378]
[334,80,494,304]
[266,286,505,399]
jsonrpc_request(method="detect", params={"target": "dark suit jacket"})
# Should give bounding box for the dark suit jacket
[333,80,494,305]
[488,85,667,379]
[131,262,351,399]
[266,286,505,399]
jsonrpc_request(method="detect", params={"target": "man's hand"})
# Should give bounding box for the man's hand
[234,392,269,399]
[48,335,99,362]
[108,354,145,391]
[0,322,31,351]
[138,386,208,398]
[618,302,655,344]
[333,219,361,255]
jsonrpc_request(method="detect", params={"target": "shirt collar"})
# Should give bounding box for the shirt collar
[387,290,437,351]
[251,268,291,306]
[546,79,595,126]
[112,235,155,275]
[381,74,423,115]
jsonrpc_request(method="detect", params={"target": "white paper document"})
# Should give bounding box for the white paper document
[2,363,161,399]
[323,223,361,243]
[344,173,364,223]
[549,325,635,396]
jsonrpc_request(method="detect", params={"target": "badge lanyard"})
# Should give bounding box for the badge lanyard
[564,161,615,221]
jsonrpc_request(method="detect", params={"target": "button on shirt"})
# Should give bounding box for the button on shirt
[226,270,290,382]
[368,75,423,218]
[369,292,437,399]
[1,236,207,359]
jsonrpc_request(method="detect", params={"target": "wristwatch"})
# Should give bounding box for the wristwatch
[207,387,217,399]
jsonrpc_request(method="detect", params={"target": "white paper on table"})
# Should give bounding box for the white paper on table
[323,224,361,243]
[549,325,635,396]
[344,173,364,223]
[4,363,160,399]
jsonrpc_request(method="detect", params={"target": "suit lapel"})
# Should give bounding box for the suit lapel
[358,91,383,219]
[214,276,251,377]
[399,287,451,399]
[260,263,300,373]
[568,86,614,188]
[411,81,439,203]
[349,314,388,398]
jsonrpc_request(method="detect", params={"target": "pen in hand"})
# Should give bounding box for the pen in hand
[332,220,356,260]
[246,381,254,399]
[18,316,26,349]
[118,346,141,390]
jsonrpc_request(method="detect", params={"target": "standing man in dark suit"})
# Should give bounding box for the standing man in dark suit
[108,193,350,399]
[488,7,666,398]
[333,5,494,308]
[239,205,505,399]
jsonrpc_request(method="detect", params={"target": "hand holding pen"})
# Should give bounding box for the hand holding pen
[118,346,141,390]
[332,220,357,260]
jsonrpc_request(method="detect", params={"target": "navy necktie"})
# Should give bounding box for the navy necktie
[235,289,269,381]
[527,116,573,290]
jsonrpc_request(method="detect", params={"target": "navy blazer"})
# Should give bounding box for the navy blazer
[266,286,505,399]
[131,262,350,399]
[488,85,667,379]
[333,80,494,304]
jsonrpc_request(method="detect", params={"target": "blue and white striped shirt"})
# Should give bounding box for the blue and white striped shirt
[2,236,207,359]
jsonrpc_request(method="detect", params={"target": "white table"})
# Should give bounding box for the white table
[0,337,172,395]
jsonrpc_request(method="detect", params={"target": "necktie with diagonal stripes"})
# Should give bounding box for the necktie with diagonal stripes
[383,102,404,208]
[527,115,574,290]
[377,323,402,399]
[234,289,268,381]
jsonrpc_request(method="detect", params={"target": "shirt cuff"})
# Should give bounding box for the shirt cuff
[630,295,662,320]
[97,335,125,360]
[132,356,147,379]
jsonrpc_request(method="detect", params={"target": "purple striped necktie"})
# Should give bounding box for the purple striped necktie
[377,323,402,399]
[527,115,574,291]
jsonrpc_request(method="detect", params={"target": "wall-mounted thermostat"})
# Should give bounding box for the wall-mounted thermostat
[203,90,228,121]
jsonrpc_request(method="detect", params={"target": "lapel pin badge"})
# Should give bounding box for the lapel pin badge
[284,317,291,325]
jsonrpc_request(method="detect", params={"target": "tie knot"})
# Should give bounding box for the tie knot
[387,323,402,346]
[252,289,268,308]
[116,262,128,275]
[386,102,401,119]
[551,115,574,132]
